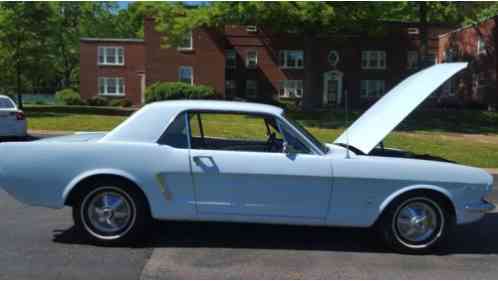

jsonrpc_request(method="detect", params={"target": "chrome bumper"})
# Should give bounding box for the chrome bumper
[465,200,496,213]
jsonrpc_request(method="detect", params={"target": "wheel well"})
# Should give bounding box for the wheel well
[64,174,149,209]
[377,188,456,225]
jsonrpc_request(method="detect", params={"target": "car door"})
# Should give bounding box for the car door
[188,111,332,221]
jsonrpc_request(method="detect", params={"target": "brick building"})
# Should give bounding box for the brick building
[79,38,145,105]
[79,16,498,110]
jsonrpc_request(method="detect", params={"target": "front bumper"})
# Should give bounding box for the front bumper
[465,200,496,213]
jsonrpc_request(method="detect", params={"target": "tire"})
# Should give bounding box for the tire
[377,193,453,254]
[72,178,151,245]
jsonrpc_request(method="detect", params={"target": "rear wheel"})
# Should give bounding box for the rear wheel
[378,193,453,254]
[72,178,150,244]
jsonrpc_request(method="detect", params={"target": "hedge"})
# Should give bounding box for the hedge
[145,82,216,103]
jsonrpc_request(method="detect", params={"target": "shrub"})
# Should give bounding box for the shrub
[55,88,85,105]
[109,98,133,108]
[87,96,109,107]
[145,82,216,103]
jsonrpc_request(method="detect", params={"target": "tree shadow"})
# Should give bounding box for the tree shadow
[53,213,498,255]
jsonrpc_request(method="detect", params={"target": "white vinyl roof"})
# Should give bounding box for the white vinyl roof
[101,100,284,143]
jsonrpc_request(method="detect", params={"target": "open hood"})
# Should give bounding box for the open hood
[334,63,468,154]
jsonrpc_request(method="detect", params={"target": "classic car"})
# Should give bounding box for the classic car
[0,63,494,253]
[0,95,27,138]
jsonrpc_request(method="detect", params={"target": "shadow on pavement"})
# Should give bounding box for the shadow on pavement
[53,213,498,255]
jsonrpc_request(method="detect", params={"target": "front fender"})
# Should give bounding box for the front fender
[378,184,454,214]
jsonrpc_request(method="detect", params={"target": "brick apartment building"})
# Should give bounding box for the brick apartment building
[79,16,498,110]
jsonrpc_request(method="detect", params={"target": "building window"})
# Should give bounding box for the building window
[179,66,193,85]
[178,31,193,50]
[360,80,385,98]
[361,51,386,69]
[225,80,237,97]
[279,50,304,69]
[426,51,438,65]
[98,47,124,65]
[407,51,418,69]
[477,38,486,55]
[246,50,258,68]
[246,80,258,97]
[226,49,237,69]
[328,50,339,66]
[279,80,303,98]
[98,77,125,96]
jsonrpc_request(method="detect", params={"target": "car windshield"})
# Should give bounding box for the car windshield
[0,97,15,109]
[283,113,329,154]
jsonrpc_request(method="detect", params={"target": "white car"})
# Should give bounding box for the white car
[0,63,494,253]
[0,95,27,138]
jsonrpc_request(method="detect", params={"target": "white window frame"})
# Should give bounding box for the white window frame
[246,25,257,33]
[361,50,386,70]
[279,50,304,69]
[178,66,194,85]
[178,30,193,51]
[246,50,258,68]
[226,49,237,69]
[246,80,258,98]
[98,46,124,66]
[98,77,125,96]
[477,38,486,55]
[279,80,303,98]
[360,80,385,98]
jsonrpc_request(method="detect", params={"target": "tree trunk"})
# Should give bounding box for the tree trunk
[418,2,429,68]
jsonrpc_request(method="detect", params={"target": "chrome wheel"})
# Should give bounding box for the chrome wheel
[81,186,136,240]
[393,198,444,248]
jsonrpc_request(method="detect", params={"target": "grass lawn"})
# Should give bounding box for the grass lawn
[26,109,498,168]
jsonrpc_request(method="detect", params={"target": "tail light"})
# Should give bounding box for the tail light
[15,111,25,121]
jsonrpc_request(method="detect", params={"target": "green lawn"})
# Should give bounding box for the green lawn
[25,109,498,168]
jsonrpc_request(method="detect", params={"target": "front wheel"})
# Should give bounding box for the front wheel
[378,194,453,254]
[72,179,150,244]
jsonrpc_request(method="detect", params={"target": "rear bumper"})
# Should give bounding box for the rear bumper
[465,200,495,213]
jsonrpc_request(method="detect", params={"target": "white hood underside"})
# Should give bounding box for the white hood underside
[334,62,468,154]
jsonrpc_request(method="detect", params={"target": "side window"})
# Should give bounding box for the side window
[188,112,283,153]
[278,121,311,154]
[158,113,189,148]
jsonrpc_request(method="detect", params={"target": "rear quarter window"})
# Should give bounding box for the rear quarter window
[0,98,15,109]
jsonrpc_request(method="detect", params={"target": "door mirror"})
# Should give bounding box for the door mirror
[282,141,289,153]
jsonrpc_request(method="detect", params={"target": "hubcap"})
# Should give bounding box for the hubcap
[87,191,132,233]
[395,201,438,243]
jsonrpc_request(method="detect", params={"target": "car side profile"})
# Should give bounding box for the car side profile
[0,63,494,253]
[0,95,27,138]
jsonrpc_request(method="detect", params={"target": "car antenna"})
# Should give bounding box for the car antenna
[344,89,351,159]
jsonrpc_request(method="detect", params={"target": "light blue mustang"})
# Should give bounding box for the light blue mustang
[0,63,494,253]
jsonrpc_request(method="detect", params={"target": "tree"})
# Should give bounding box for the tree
[0,2,53,108]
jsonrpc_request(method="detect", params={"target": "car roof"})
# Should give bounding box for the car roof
[101,100,284,143]
[148,100,284,115]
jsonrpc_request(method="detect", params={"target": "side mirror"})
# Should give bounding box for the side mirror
[282,141,289,154]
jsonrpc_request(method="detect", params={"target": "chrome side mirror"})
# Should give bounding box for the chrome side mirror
[282,141,289,153]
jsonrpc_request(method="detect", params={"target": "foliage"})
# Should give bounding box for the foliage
[87,96,109,107]
[54,88,85,105]
[145,82,216,103]
[109,98,133,108]
[25,104,134,116]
